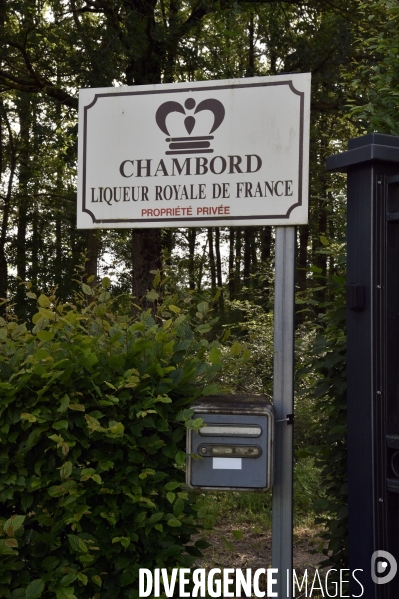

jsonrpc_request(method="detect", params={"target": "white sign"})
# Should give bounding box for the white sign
[77,74,310,229]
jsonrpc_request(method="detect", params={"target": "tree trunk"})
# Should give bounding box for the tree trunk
[123,3,172,316]
[247,13,256,77]
[228,228,235,300]
[297,226,309,292]
[131,228,162,316]
[261,226,272,262]
[251,229,258,267]
[31,211,40,290]
[15,96,31,318]
[188,228,196,290]
[215,227,224,310]
[85,230,100,285]
[235,228,242,294]
[208,228,216,295]
[327,187,335,282]
[0,0,6,304]
[0,105,16,303]
[162,228,174,267]
[312,177,328,305]
[243,226,252,290]
[197,236,207,292]
[55,217,62,291]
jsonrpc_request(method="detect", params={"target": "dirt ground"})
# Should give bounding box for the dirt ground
[193,522,326,597]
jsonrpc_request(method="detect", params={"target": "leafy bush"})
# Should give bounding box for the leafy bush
[298,273,347,569]
[310,298,347,568]
[0,278,236,599]
[293,457,324,523]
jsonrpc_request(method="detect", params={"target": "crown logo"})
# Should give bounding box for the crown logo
[155,97,225,155]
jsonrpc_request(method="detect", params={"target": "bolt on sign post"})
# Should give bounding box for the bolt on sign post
[77,74,311,598]
[327,134,399,598]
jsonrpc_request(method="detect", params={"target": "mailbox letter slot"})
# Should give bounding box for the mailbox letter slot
[199,424,262,437]
[198,444,262,458]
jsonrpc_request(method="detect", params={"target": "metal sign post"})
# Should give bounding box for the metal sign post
[272,226,296,598]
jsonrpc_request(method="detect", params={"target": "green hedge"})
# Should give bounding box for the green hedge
[0,280,231,599]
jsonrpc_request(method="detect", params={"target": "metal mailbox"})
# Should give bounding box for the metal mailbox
[186,395,274,491]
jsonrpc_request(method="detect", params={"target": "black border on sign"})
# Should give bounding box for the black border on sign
[81,80,305,224]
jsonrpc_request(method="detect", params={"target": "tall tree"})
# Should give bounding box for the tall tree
[0,0,369,319]
[0,101,17,303]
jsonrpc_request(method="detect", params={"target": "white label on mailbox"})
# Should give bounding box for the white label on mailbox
[213,458,242,470]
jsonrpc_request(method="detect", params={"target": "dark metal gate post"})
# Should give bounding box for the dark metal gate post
[327,133,399,598]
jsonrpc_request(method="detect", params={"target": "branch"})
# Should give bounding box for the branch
[179,1,209,36]
[0,70,78,109]
[2,40,78,109]
[70,0,83,31]
[79,0,106,10]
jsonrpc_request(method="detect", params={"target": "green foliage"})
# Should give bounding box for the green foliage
[293,457,325,524]
[349,0,399,134]
[298,271,347,569]
[0,278,238,599]
[214,300,274,395]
